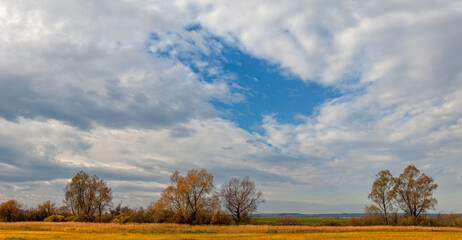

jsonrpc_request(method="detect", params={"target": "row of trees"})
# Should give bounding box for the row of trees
[0,165,441,225]
[0,200,64,222]
[0,169,264,224]
[148,169,264,224]
[367,165,438,224]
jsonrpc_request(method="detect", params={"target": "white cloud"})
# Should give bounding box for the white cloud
[177,0,462,212]
[2,0,462,213]
[0,0,243,129]
[0,117,307,207]
[179,0,462,86]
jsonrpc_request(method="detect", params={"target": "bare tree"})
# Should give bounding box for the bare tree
[394,165,438,218]
[154,169,218,224]
[368,170,396,225]
[220,177,264,224]
[64,170,112,218]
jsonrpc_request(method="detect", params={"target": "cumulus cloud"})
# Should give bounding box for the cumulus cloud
[0,0,256,207]
[0,117,304,207]
[2,0,462,213]
[178,0,462,211]
[0,0,242,130]
[179,0,462,86]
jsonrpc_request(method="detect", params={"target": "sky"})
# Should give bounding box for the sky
[1,0,462,214]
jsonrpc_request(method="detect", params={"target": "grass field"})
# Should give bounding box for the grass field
[1,222,462,239]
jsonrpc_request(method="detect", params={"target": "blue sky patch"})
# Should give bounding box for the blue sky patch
[148,30,340,132]
[214,44,340,132]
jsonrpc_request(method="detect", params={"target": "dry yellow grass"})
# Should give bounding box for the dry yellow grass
[1,222,462,239]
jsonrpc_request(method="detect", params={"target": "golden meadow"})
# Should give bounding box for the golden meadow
[2,222,462,240]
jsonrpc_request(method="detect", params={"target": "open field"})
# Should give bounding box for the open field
[1,222,462,239]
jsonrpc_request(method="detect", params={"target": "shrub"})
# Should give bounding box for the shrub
[239,212,251,224]
[397,216,417,226]
[148,201,177,223]
[44,214,65,222]
[210,210,232,225]
[74,214,95,222]
[316,219,342,226]
[129,207,150,223]
[432,213,462,227]
[95,214,114,223]
[112,214,131,224]
[65,215,79,222]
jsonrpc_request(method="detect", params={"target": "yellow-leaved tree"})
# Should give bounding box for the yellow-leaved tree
[367,170,396,225]
[151,169,218,224]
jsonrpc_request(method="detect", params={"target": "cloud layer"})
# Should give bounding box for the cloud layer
[1,0,462,213]
[0,0,243,130]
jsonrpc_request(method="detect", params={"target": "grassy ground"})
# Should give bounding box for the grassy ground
[1,222,462,239]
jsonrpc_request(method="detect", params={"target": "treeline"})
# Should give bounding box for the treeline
[0,169,264,224]
[1,165,460,226]
[349,213,462,227]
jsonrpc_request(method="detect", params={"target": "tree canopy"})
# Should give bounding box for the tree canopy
[367,170,396,224]
[220,177,264,224]
[153,169,218,224]
[394,165,438,217]
[64,170,112,218]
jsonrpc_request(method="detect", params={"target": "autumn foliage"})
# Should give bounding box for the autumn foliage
[366,165,438,225]
[151,169,219,224]
[0,200,22,222]
[64,170,113,219]
[394,165,438,217]
[0,165,451,227]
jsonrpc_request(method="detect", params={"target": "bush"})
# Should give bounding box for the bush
[112,214,131,224]
[44,214,65,222]
[74,214,95,222]
[238,212,251,224]
[65,215,79,222]
[316,219,342,226]
[431,213,462,227]
[130,207,151,223]
[210,210,232,225]
[95,214,114,223]
[397,216,416,226]
[148,201,177,223]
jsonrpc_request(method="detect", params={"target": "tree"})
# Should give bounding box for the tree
[394,165,438,218]
[153,169,218,224]
[367,170,396,225]
[220,177,264,224]
[64,170,112,218]
[0,199,22,222]
[36,200,56,221]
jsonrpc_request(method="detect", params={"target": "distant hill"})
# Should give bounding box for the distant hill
[252,213,444,219]
[252,213,365,219]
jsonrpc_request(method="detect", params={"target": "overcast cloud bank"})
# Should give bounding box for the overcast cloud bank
[1,0,461,213]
